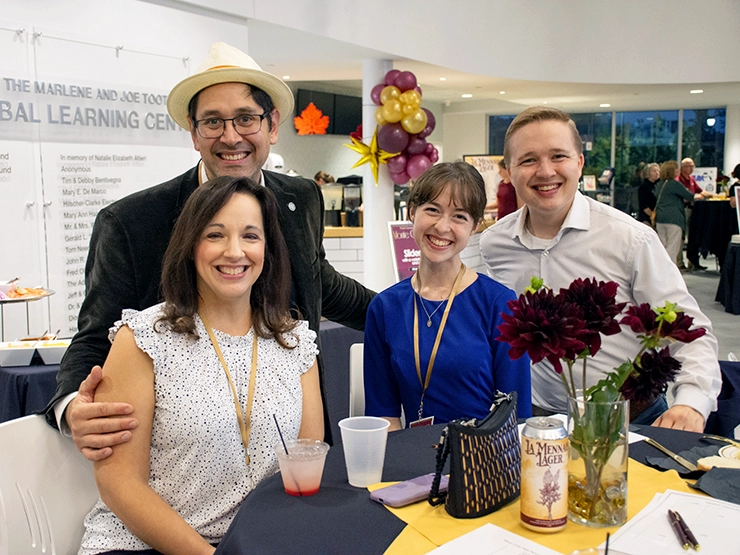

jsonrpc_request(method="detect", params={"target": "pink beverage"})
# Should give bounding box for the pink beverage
[274,439,330,497]
[520,417,569,532]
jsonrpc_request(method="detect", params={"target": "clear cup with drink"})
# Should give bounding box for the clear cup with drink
[274,438,330,496]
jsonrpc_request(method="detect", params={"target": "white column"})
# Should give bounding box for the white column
[724,105,740,175]
[362,59,395,293]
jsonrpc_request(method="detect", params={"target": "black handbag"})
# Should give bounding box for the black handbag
[428,391,520,518]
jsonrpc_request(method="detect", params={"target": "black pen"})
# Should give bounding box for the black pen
[668,510,690,550]
[673,510,700,551]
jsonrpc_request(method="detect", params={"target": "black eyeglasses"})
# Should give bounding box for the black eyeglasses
[194,112,271,139]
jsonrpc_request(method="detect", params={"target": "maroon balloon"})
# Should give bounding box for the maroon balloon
[406,154,432,180]
[405,136,427,156]
[417,107,436,139]
[414,85,422,96]
[424,142,435,155]
[377,122,409,154]
[394,71,417,92]
[390,169,410,185]
[384,69,401,86]
[370,83,385,106]
[428,148,439,164]
[387,153,408,174]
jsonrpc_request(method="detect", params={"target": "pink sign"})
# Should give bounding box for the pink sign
[388,222,419,282]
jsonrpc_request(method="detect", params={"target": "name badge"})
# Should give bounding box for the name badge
[409,416,435,428]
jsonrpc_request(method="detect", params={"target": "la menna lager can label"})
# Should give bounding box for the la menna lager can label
[520,417,568,532]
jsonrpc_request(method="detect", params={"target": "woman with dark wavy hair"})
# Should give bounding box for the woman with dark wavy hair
[79,176,323,555]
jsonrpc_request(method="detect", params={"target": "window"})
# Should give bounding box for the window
[488,115,516,155]
[682,109,726,171]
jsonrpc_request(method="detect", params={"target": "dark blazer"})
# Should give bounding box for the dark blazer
[44,164,374,443]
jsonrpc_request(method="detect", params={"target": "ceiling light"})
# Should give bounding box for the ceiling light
[543,101,548,104]
[461,93,473,98]
[690,89,703,94]
[282,75,290,80]
[600,103,611,108]
[439,77,446,81]
[499,91,505,95]
[707,118,716,127]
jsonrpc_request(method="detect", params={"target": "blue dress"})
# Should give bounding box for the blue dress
[363,273,532,426]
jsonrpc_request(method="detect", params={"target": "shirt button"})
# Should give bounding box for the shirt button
[543,250,549,257]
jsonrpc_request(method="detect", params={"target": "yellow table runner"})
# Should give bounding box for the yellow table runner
[370,461,698,555]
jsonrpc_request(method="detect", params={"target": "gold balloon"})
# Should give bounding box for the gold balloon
[381,99,404,123]
[401,108,428,135]
[398,90,421,109]
[402,103,416,115]
[380,85,401,105]
[375,106,386,126]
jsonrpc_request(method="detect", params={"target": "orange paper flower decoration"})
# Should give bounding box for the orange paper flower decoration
[294,102,329,135]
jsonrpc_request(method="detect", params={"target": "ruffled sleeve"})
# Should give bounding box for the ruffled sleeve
[280,320,318,375]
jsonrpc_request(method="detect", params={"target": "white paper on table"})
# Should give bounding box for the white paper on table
[517,414,647,444]
[428,523,561,555]
[607,489,740,555]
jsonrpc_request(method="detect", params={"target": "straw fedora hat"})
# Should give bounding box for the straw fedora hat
[167,42,294,130]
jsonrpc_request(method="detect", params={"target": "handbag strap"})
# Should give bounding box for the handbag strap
[428,427,451,506]
[654,180,668,214]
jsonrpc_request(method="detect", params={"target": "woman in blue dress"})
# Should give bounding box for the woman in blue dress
[364,162,531,430]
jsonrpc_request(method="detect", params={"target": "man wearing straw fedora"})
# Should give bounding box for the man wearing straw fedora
[45,42,374,457]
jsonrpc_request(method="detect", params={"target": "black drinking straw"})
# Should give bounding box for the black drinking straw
[604,532,610,555]
[273,413,290,455]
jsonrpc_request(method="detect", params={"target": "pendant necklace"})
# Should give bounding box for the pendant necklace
[417,294,446,327]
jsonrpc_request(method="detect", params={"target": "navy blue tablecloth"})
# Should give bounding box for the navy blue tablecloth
[0,361,59,423]
[716,243,740,314]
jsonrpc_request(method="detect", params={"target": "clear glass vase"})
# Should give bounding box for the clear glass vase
[567,393,629,527]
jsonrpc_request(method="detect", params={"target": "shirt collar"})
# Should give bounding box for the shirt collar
[198,161,265,186]
[512,190,590,248]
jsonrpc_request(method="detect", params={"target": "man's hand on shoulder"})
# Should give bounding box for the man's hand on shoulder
[651,404,705,433]
[66,365,138,461]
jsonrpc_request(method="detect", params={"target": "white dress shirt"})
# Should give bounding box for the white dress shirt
[480,191,721,420]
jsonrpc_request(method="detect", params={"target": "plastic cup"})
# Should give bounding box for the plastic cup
[338,416,390,487]
[274,439,330,497]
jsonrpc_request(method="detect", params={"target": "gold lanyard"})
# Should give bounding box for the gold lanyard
[413,263,466,421]
[200,313,258,466]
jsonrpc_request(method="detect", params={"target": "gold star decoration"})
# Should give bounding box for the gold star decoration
[343,127,396,185]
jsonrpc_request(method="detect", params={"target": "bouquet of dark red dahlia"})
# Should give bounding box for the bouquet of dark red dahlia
[496,276,706,407]
[497,276,707,526]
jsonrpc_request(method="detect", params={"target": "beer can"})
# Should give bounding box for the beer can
[520,417,568,532]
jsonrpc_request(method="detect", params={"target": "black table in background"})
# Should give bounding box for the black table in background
[688,199,736,267]
[716,243,740,315]
[0,359,59,424]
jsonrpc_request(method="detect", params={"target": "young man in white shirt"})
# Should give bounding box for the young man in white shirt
[480,106,721,432]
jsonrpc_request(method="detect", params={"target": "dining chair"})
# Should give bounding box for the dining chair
[0,414,98,555]
[348,343,365,417]
[348,343,405,426]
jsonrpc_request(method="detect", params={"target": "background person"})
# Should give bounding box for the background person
[494,158,522,220]
[654,160,712,270]
[44,42,373,459]
[79,177,323,555]
[314,171,335,185]
[363,162,532,431]
[481,106,720,432]
[637,162,659,226]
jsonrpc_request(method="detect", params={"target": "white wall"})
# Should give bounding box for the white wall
[442,113,488,163]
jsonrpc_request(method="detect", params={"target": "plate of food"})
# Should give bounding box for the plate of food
[697,445,740,471]
[0,286,54,303]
